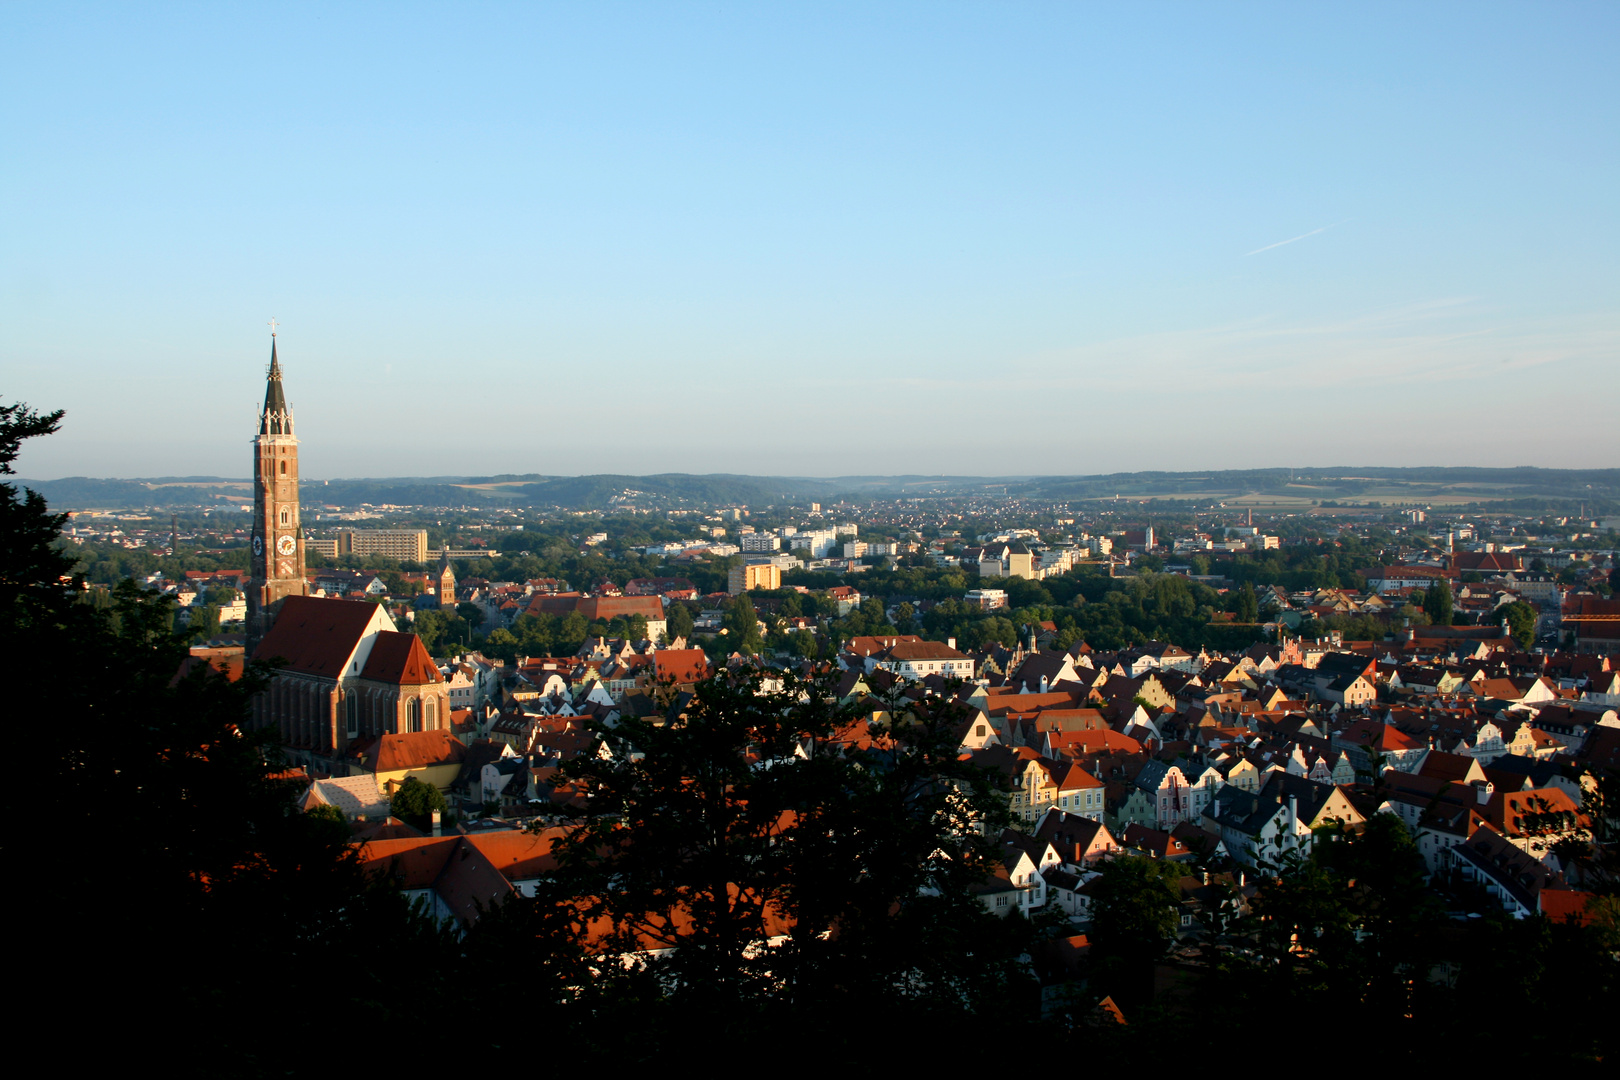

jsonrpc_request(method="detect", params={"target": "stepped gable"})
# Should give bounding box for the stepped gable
[361,630,443,685]
[252,594,384,674]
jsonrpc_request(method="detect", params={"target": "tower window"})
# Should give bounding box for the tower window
[280,460,287,474]
[279,509,289,525]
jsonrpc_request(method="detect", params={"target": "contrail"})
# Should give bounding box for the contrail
[1244,220,1345,257]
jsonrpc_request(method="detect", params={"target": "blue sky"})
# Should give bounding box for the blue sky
[4,2,1616,479]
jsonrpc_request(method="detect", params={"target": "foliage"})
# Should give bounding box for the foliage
[721,593,763,653]
[1086,855,1184,1004]
[664,600,695,643]
[390,775,449,831]
[1497,599,1537,648]
[517,667,1035,1039]
[1423,577,1454,626]
[7,399,450,1072]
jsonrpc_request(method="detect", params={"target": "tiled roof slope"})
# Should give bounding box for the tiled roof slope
[361,630,443,685]
[362,731,467,772]
[252,595,389,676]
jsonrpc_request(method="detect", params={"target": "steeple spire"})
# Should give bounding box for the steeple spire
[260,334,293,435]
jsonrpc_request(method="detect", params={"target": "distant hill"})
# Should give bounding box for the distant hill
[16,466,1619,511]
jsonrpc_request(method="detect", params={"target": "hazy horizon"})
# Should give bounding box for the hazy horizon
[5,3,1617,479]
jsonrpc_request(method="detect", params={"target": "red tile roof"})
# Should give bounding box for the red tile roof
[361,630,443,685]
[653,648,710,685]
[524,594,666,623]
[463,827,566,880]
[363,730,467,772]
[252,595,388,676]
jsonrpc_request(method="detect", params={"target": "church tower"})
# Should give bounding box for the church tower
[246,329,308,652]
[436,546,457,610]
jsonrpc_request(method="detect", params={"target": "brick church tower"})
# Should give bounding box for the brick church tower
[246,330,308,652]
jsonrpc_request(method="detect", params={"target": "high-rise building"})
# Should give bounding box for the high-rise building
[333,528,430,563]
[247,332,308,651]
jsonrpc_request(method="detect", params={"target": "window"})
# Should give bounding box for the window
[425,698,436,728]
[279,460,287,475]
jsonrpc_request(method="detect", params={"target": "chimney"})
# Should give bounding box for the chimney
[431,809,443,837]
[947,637,956,651]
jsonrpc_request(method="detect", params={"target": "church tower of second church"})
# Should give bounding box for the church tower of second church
[246,329,308,651]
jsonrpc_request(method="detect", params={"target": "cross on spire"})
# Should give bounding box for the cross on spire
[268,317,279,337]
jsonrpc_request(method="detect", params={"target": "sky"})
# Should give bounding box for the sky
[4,2,1617,480]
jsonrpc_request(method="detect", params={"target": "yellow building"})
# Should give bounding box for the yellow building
[728,560,782,595]
[349,730,468,795]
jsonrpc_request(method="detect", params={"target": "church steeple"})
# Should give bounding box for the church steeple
[247,324,308,654]
[260,335,294,436]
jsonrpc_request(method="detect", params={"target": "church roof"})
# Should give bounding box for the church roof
[361,630,443,685]
[253,595,387,676]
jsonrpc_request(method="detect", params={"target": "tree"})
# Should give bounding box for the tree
[893,601,916,632]
[456,601,485,629]
[483,626,520,662]
[665,601,695,643]
[789,628,819,658]
[1086,855,1183,1006]
[532,669,1032,1035]
[188,603,222,637]
[1234,581,1259,623]
[723,593,763,653]
[1497,600,1537,649]
[1423,577,1454,626]
[390,775,448,831]
[6,399,448,1069]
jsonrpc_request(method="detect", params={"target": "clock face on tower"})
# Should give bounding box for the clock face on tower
[277,535,296,556]
[252,535,263,556]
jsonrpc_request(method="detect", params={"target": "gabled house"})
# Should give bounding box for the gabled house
[1446,826,1552,918]
[1202,786,1314,870]
[1034,808,1120,868]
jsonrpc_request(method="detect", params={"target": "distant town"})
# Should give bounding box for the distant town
[24,351,1619,1060]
